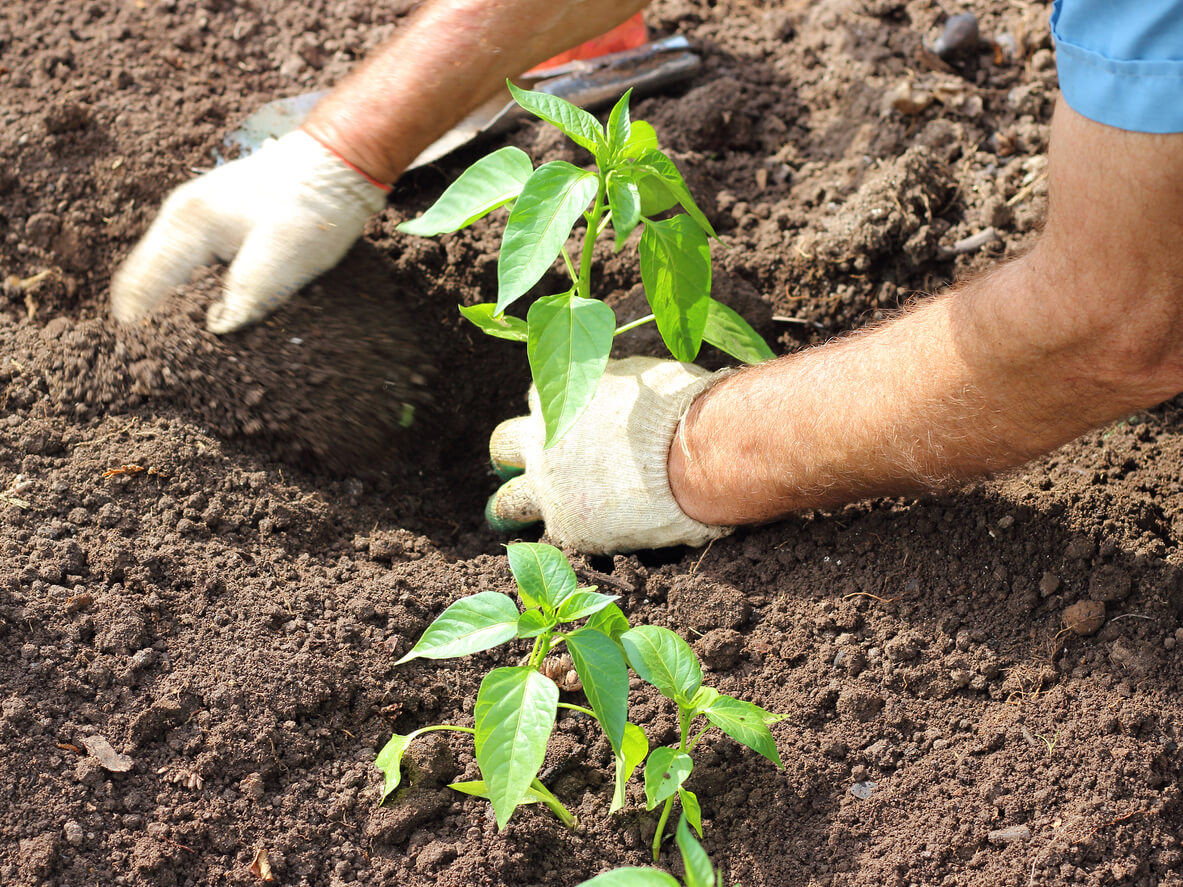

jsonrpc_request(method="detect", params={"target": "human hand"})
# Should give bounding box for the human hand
[486,356,733,555]
[110,130,389,334]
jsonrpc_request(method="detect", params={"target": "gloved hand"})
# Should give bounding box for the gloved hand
[110,130,389,334]
[487,356,733,555]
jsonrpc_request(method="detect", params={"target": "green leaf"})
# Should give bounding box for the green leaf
[678,788,703,838]
[611,721,649,813]
[577,870,679,887]
[447,779,542,805]
[703,298,775,364]
[676,815,715,887]
[565,628,629,755]
[395,592,520,664]
[556,590,619,623]
[634,149,717,238]
[643,747,693,809]
[639,215,711,362]
[605,89,633,160]
[507,541,577,610]
[621,625,704,704]
[687,685,720,718]
[397,146,533,236]
[526,292,615,447]
[474,667,560,829]
[375,729,425,804]
[458,303,529,342]
[497,161,598,313]
[516,608,551,639]
[704,695,783,767]
[622,120,659,159]
[607,172,641,250]
[585,603,630,641]
[636,171,679,216]
[508,81,604,154]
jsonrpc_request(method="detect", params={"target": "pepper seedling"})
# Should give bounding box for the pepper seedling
[375,542,648,830]
[619,625,787,861]
[577,816,735,887]
[398,83,773,447]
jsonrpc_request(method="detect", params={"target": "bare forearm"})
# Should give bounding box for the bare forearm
[670,101,1183,526]
[304,0,647,183]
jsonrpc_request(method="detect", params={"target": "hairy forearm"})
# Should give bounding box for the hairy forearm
[669,102,1183,526]
[304,0,648,183]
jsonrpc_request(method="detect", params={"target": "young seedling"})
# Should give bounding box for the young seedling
[398,83,773,447]
[619,625,786,861]
[577,816,735,887]
[375,542,649,830]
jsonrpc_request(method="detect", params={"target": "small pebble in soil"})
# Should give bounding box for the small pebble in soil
[63,820,84,847]
[931,13,980,60]
[850,780,877,800]
[987,824,1031,845]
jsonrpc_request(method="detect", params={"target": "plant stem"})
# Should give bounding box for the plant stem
[614,313,655,337]
[687,724,712,752]
[652,795,674,862]
[557,702,597,718]
[530,778,579,829]
[561,244,578,285]
[418,724,475,736]
[528,630,554,670]
[577,177,607,300]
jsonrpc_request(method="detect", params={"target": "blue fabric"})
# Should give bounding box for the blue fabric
[1052,0,1183,133]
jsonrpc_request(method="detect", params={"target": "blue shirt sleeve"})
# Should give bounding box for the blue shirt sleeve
[1052,0,1183,133]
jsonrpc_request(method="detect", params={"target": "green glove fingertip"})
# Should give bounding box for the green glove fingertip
[485,492,538,534]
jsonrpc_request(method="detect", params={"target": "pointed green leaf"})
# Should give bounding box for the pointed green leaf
[496,162,598,312]
[611,721,649,813]
[516,608,551,639]
[398,146,533,236]
[396,591,520,664]
[577,870,679,887]
[474,667,559,829]
[621,625,704,704]
[459,303,529,342]
[375,728,426,804]
[677,814,715,887]
[526,292,615,447]
[704,695,783,767]
[623,120,659,159]
[636,170,679,216]
[508,81,604,154]
[634,149,716,237]
[447,779,543,805]
[605,89,633,159]
[703,298,775,363]
[687,685,720,718]
[556,589,618,623]
[507,541,577,610]
[639,216,711,362]
[607,172,641,250]
[565,628,629,755]
[586,603,630,642]
[643,747,693,809]
[678,789,703,838]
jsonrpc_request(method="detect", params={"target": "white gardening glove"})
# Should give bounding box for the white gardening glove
[110,130,389,333]
[487,356,733,555]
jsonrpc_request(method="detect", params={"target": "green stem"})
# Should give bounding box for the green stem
[528,630,554,670]
[614,313,655,337]
[561,244,578,285]
[418,724,475,736]
[577,177,607,300]
[652,795,675,862]
[530,778,579,830]
[557,702,597,718]
[687,724,712,753]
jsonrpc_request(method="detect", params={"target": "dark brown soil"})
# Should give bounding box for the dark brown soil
[3,1,1183,886]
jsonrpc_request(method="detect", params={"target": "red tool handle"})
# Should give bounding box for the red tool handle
[528,13,648,73]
